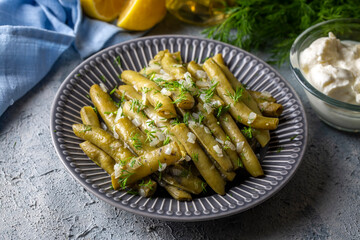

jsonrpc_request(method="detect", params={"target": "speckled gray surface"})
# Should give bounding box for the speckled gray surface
[1,14,359,239]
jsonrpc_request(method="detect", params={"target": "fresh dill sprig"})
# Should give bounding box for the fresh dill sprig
[130,132,142,150]
[203,0,360,65]
[144,129,156,142]
[154,102,163,110]
[241,126,253,139]
[216,104,231,118]
[226,87,243,103]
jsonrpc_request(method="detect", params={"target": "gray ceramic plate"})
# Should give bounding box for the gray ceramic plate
[50,35,308,221]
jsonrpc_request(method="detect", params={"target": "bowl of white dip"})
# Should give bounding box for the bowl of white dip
[290,18,360,132]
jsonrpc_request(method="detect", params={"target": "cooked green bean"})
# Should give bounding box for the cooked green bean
[249,90,277,103]
[140,50,170,76]
[196,103,240,170]
[116,85,142,101]
[211,158,236,182]
[72,124,133,163]
[160,53,195,109]
[212,54,271,147]
[117,86,187,155]
[112,142,183,187]
[111,174,157,197]
[80,141,116,174]
[258,101,284,117]
[187,61,225,108]
[161,52,186,79]
[121,70,176,118]
[178,108,234,172]
[219,113,264,177]
[171,124,226,195]
[132,177,157,197]
[114,117,155,155]
[80,106,100,127]
[89,84,118,129]
[159,166,205,194]
[163,183,192,201]
[203,58,279,130]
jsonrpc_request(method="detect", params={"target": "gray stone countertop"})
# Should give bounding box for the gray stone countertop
[1,15,359,239]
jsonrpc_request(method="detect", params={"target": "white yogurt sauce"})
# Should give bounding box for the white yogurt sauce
[300,32,360,105]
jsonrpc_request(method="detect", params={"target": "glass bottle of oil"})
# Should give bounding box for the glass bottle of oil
[166,0,233,26]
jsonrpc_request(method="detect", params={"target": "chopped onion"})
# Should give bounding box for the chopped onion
[215,138,224,145]
[99,82,108,92]
[225,140,236,151]
[133,85,138,91]
[131,118,141,127]
[199,94,207,102]
[211,100,222,108]
[187,132,196,144]
[158,162,167,172]
[112,126,119,139]
[114,107,123,122]
[149,138,160,147]
[156,131,165,141]
[261,91,272,98]
[261,101,269,108]
[160,88,172,96]
[100,122,107,131]
[184,72,192,81]
[203,103,213,114]
[138,188,146,197]
[185,155,191,162]
[164,145,172,155]
[114,163,122,178]
[236,141,245,153]
[192,112,199,119]
[188,120,196,127]
[142,92,147,105]
[247,112,257,124]
[196,70,207,79]
[213,145,223,157]
[204,126,211,134]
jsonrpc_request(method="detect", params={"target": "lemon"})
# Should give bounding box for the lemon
[80,0,123,22]
[117,0,167,31]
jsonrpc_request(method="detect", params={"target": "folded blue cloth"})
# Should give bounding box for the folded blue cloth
[0,0,144,116]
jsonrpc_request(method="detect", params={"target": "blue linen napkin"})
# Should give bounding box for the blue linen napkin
[0,0,144,116]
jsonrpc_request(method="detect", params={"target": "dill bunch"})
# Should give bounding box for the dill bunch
[203,0,360,65]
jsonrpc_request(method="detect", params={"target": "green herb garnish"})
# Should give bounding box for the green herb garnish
[226,87,243,103]
[144,129,156,142]
[110,85,117,95]
[154,102,163,110]
[241,126,253,139]
[163,136,170,145]
[203,1,360,65]
[201,182,207,193]
[100,75,106,83]
[290,135,298,141]
[183,112,190,125]
[192,153,199,162]
[216,104,231,118]
[130,132,142,150]
[114,56,122,67]
[80,125,92,133]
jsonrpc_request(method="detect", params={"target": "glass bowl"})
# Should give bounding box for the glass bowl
[290,18,360,132]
